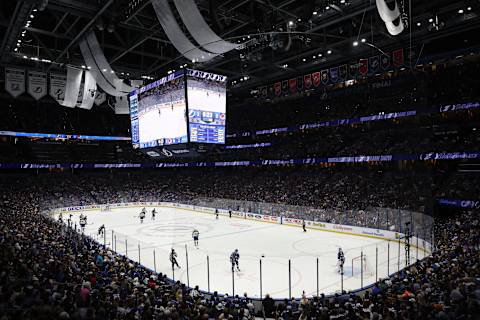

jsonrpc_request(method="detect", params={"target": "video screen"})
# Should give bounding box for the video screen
[129,72,188,149]
[186,70,227,144]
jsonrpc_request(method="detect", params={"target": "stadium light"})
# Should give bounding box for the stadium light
[353,41,359,46]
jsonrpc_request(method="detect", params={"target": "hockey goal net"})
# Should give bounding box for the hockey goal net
[351,254,374,277]
[100,205,111,212]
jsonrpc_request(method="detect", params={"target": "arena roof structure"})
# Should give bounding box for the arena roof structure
[1,0,479,91]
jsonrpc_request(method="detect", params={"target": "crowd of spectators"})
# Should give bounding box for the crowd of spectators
[0,172,478,319]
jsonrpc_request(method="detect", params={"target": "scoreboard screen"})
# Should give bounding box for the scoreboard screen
[129,69,227,150]
[186,69,226,144]
[129,71,188,149]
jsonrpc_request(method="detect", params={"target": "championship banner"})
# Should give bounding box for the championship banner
[274,82,281,96]
[94,91,106,106]
[5,68,25,98]
[369,56,380,73]
[312,72,321,87]
[321,69,329,84]
[49,73,67,104]
[393,48,404,67]
[288,78,297,93]
[296,76,303,91]
[304,74,312,89]
[339,65,347,81]
[359,58,369,75]
[381,53,391,70]
[330,67,338,83]
[27,71,47,100]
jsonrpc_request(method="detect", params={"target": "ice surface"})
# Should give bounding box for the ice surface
[62,206,426,299]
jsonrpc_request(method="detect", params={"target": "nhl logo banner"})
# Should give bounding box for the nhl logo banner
[289,78,297,94]
[321,69,329,84]
[339,64,347,81]
[381,53,391,70]
[5,68,25,98]
[312,72,321,87]
[393,48,404,67]
[28,71,47,100]
[369,56,380,73]
[304,74,312,89]
[330,67,338,83]
[49,73,67,104]
[359,58,369,75]
[274,82,281,96]
[281,80,288,95]
[297,76,303,91]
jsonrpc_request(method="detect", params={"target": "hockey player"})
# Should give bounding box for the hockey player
[302,220,307,232]
[337,248,345,274]
[215,208,219,220]
[151,208,156,220]
[230,249,240,272]
[79,214,87,232]
[170,248,181,269]
[229,210,232,218]
[67,214,72,228]
[139,208,146,223]
[58,212,63,223]
[98,224,105,236]
[192,229,200,247]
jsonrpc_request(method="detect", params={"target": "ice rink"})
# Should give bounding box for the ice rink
[61,206,427,299]
[138,102,187,143]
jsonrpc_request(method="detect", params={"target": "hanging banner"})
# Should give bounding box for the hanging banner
[49,73,67,104]
[330,67,339,83]
[369,56,380,73]
[260,86,267,98]
[78,70,97,110]
[274,82,281,96]
[94,91,106,106]
[5,68,25,98]
[349,63,358,78]
[359,58,369,75]
[281,80,288,95]
[339,65,347,81]
[61,67,83,108]
[381,53,391,70]
[312,72,321,87]
[289,78,297,94]
[297,76,303,91]
[27,71,47,100]
[393,48,404,67]
[130,79,144,88]
[304,74,312,89]
[114,96,129,114]
[321,70,329,84]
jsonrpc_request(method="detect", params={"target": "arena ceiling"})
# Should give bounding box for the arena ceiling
[1,0,479,90]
